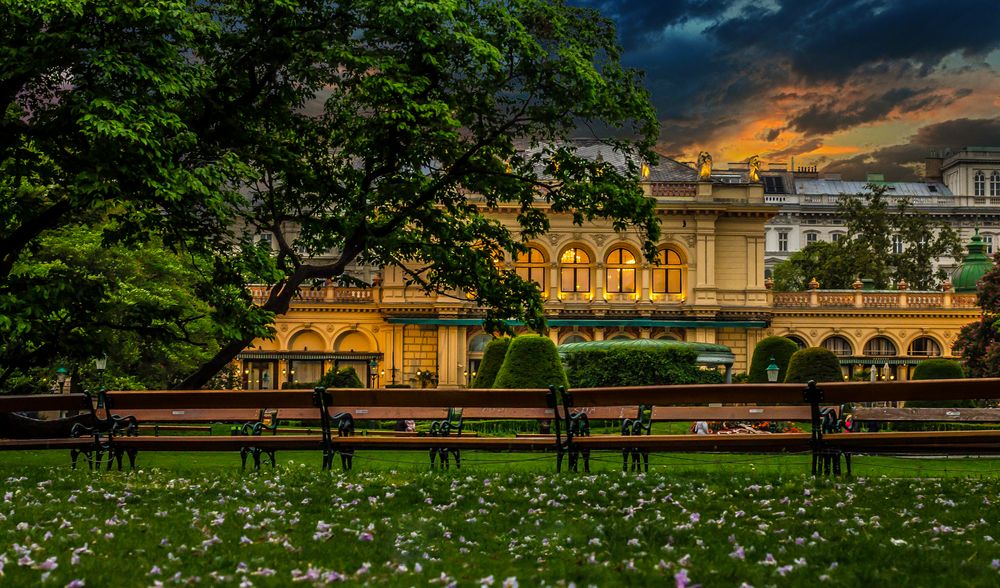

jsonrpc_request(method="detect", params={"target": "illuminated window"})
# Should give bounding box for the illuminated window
[864,337,897,357]
[975,171,986,196]
[908,337,941,357]
[605,248,637,293]
[822,336,852,357]
[652,248,684,294]
[559,248,591,292]
[515,247,546,291]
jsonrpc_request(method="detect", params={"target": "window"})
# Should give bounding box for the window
[763,176,786,194]
[561,334,587,345]
[822,336,853,357]
[778,231,789,252]
[987,235,995,255]
[908,337,942,357]
[608,333,633,340]
[559,247,591,292]
[605,248,637,293]
[975,171,986,196]
[864,337,897,357]
[992,172,1000,197]
[257,233,273,248]
[786,336,807,349]
[652,248,684,294]
[891,235,904,255]
[831,233,844,243]
[515,247,546,291]
[805,232,819,245]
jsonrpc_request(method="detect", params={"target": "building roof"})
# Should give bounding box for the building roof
[795,179,952,197]
[952,229,993,293]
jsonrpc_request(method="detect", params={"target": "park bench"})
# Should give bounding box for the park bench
[0,391,137,469]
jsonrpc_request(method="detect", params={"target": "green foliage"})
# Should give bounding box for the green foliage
[955,252,1000,378]
[320,366,364,389]
[176,0,661,387]
[912,359,965,381]
[472,337,510,388]
[747,336,800,383]
[784,347,844,383]
[492,335,568,389]
[564,347,720,388]
[772,184,963,291]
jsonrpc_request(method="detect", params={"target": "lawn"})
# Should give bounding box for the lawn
[3,450,1000,586]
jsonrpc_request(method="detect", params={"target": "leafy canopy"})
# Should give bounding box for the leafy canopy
[954,251,1000,378]
[773,184,962,291]
[180,0,661,387]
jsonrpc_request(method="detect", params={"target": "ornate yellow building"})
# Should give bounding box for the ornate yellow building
[237,149,984,388]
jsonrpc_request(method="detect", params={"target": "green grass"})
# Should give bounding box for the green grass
[3,450,1000,586]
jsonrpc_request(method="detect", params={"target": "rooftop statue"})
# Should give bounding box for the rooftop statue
[748,155,761,183]
[697,151,712,181]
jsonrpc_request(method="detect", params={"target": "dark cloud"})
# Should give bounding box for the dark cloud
[788,87,967,135]
[765,128,782,142]
[823,117,1000,180]
[765,138,824,160]
[572,1,735,50]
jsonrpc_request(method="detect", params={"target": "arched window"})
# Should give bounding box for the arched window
[652,248,684,294]
[515,247,546,291]
[608,333,633,340]
[975,171,986,196]
[822,336,853,357]
[605,247,637,293]
[466,333,493,385]
[908,336,942,357]
[561,333,588,345]
[991,171,1000,197]
[559,247,591,292]
[786,335,807,349]
[657,333,681,341]
[864,336,897,357]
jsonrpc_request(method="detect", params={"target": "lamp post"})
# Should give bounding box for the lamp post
[369,358,379,388]
[94,355,107,391]
[765,357,780,383]
[56,366,68,394]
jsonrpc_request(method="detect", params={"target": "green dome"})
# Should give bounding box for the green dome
[952,229,993,293]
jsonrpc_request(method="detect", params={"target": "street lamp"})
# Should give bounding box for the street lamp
[765,357,780,383]
[56,366,68,394]
[94,355,107,391]
[368,359,379,388]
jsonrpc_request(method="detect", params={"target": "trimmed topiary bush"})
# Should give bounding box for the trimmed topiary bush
[784,347,844,383]
[907,359,974,409]
[747,336,800,383]
[565,347,720,388]
[285,366,364,390]
[492,335,568,389]
[472,337,510,388]
[912,359,965,381]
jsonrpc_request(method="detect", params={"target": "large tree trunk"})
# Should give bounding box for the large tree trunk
[177,278,304,390]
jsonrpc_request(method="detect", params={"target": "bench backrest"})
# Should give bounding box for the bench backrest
[0,394,92,413]
[853,407,1000,422]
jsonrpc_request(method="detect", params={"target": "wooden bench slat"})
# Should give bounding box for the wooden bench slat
[853,407,1000,422]
[0,394,92,412]
[0,438,93,450]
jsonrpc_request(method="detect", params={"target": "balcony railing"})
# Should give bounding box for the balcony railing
[772,289,979,310]
[249,285,373,305]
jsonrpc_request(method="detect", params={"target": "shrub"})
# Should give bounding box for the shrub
[911,359,965,381]
[472,337,510,388]
[907,359,974,409]
[784,347,844,383]
[564,347,718,388]
[492,335,568,389]
[747,336,800,383]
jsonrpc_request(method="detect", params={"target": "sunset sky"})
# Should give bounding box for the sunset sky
[573,0,1000,180]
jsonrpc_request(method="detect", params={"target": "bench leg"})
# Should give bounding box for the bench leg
[126,449,138,470]
[845,453,852,476]
[556,449,564,473]
[622,449,629,472]
[583,449,591,474]
[252,449,262,471]
[440,449,450,470]
[340,449,353,471]
[321,450,333,471]
[70,449,80,470]
[266,449,276,468]
[642,450,650,473]
[240,448,250,471]
[429,448,437,469]
[452,449,461,469]
[114,450,125,472]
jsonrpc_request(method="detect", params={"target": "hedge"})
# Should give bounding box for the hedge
[907,359,974,409]
[747,336,799,383]
[784,347,844,383]
[282,366,363,390]
[472,337,510,388]
[492,335,568,389]
[564,347,723,388]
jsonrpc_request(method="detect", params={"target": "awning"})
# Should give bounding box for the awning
[238,351,383,361]
[385,317,767,328]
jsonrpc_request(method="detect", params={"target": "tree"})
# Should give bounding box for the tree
[472,337,511,388]
[772,184,962,291]
[954,252,1000,377]
[178,0,661,387]
[784,347,843,383]
[0,223,235,393]
[746,336,799,383]
[493,335,568,389]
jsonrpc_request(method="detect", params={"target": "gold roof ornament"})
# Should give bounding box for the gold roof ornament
[697,151,712,181]
[641,163,650,179]
[748,155,761,183]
